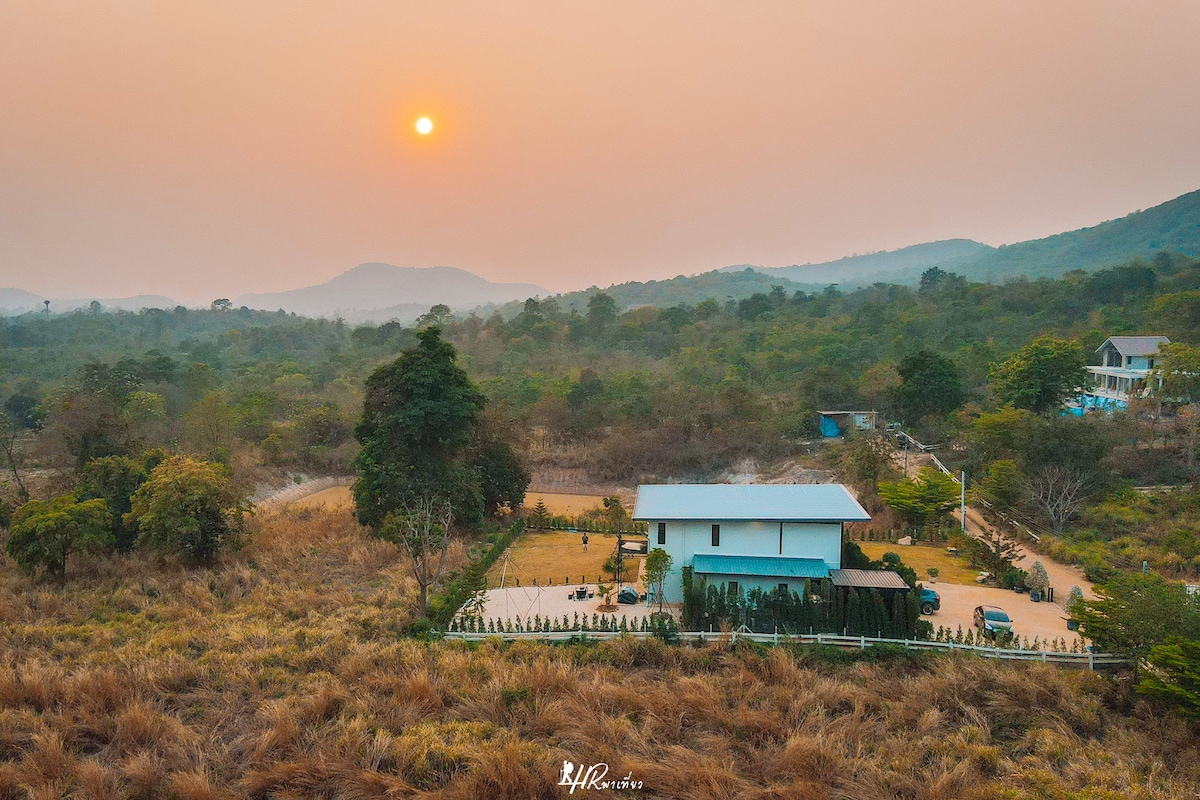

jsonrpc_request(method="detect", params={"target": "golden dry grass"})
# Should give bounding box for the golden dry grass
[859,542,981,585]
[484,530,619,587]
[0,507,1198,798]
[523,492,609,516]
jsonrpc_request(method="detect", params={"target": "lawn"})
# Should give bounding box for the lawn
[484,529,630,588]
[859,542,979,586]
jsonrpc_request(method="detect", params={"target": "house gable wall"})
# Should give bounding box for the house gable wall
[652,519,842,604]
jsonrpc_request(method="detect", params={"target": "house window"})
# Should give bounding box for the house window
[778,583,789,594]
[711,524,720,547]
[727,581,738,594]
[657,522,666,545]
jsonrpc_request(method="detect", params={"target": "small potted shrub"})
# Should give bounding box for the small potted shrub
[927,567,939,584]
[1065,585,1084,631]
[1027,561,1050,602]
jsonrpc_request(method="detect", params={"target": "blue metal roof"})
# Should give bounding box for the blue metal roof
[691,554,830,579]
[633,483,871,522]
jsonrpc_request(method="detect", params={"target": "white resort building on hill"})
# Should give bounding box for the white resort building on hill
[1079,335,1169,412]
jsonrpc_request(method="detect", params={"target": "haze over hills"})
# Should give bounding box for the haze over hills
[234,263,545,323]
[736,188,1200,288]
[958,187,1200,282]
[0,289,179,316]
[4,189,1199,321]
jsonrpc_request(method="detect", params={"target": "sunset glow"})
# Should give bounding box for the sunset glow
[1,3,1199,303]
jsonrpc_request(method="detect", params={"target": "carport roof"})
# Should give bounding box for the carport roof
[829,569,910,590]
[692,554,830,579]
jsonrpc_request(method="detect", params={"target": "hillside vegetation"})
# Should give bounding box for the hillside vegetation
[1,506,1198,799]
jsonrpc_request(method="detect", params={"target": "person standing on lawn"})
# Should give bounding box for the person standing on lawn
[582,533,589,552]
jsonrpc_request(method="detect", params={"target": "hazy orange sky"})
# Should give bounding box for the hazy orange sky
[2,2,1200,303]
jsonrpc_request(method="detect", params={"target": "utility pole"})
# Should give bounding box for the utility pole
[960,471,967,533]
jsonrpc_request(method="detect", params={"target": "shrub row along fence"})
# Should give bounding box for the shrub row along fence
[683,570,928,641]
[441,629,1126,671]
[846,526,956,544]
[449,613,678,636]
[449,613,1080,656]
[426,520,524,628]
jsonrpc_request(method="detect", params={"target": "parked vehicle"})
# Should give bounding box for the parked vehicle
[920,588,940,615]
[973,605,1013,639]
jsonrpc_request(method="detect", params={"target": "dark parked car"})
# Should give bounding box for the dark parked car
[920,588,940,615]
[973,605,1013,639]
[617,586,641,605]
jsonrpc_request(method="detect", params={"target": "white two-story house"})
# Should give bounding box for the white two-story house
[1081,335,1169,411]
[632,483,872,604]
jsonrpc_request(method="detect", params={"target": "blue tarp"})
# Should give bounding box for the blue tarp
[819,414,841,437]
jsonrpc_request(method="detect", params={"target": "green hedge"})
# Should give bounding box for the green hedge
[427,519,524,629]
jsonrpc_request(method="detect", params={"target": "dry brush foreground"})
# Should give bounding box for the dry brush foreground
[0,507,1197,799]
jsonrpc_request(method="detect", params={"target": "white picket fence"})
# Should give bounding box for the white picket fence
[442,629,1125,670]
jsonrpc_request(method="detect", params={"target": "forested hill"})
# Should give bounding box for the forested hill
[959,188,1200,282]
[726,239,993,286]
[733,188,1200,288]
[490,268,813,317]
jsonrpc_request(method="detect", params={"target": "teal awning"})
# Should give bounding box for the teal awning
[691,554,830,579]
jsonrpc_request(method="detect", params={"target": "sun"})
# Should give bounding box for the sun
[415,117,433,135]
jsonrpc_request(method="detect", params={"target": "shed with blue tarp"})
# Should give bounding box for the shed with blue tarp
[817,410,877,437]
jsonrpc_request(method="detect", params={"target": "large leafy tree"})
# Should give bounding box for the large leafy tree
[988,336,1086,413]
[5,495,112,580]
[127,455,247,563]
[877,467,959,527]
[78,454,150,551]
[890,349,966,424]
[1158,343,1200,403]
[1139,638,1200,718]
[474,435,530,514]
[1074,573,1200,659]
[353,326,487,528]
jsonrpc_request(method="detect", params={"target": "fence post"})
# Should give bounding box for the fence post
[1089,652,1094,671]
[860,635,865,650]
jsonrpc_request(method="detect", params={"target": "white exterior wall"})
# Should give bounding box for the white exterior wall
[650,519,843,603]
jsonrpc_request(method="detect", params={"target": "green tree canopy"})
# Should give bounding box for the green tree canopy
[1158,342,1200,403]
[5,495,111,579]
[79,454,149,551]
[353,326,488,528]
[1074,573,1200,659]
[127,455,247,563]
[877,467,959,527]
[988,336,1087,413]
[1139,637,1200,718]
[890,349,966,424]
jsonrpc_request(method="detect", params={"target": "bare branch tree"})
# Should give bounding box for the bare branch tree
[381,497,454,618]
[1174,404,1200,474]
[1026,466,1088,536]
[0,413,29,502]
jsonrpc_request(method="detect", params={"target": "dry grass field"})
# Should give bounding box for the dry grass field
[484,530,621,588]
[859,542,981,586]
[0,506,1198,798]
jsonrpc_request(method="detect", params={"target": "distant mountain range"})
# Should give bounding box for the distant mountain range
[732,188,1200,287]
[0,289,179,316]
[4,189,1199,321]
[234,263,545,323]
[721,239,992,286]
